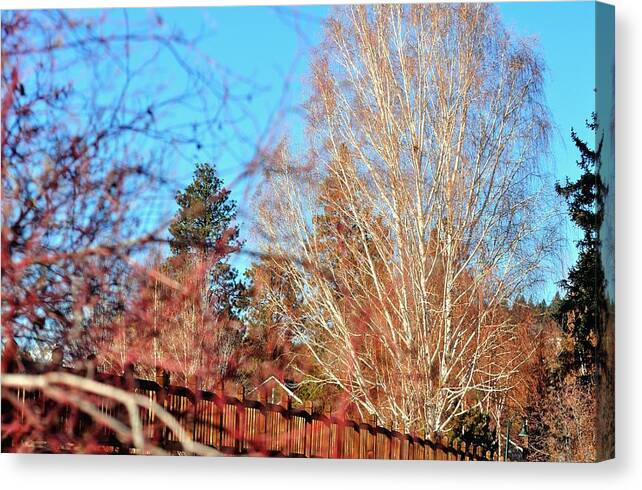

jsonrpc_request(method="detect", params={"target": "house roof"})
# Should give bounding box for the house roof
[249,375,303,405]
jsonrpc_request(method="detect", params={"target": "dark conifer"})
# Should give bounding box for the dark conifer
[169,163,247,318]
[554,114,608,376]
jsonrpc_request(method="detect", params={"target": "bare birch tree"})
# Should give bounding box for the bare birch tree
[254,4,559,433]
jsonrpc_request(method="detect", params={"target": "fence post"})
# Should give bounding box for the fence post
[387,423,393,460]
[281,392,291,457]
[445,436,456,461]
[335,413,344,459]
[304,400,313,458]
[216,380,224,450]
[257,388,267,455]
[426,432,435,460]
[323,405,332,458]
[370,415,377,459]
[383,423,390,459]
[235,385,245,454]
[357,417,370,459]
[188,374,199,444]
[442,435,451,461]
[154,367,169,448]
[406,428,413,460]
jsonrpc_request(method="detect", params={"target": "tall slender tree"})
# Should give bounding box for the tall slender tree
[555,113,608,376]
[169,162,247,318]
[95,163,248,384]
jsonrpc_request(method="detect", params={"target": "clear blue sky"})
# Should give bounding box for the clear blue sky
[157,2,597,299]
[58,2,599,299]
[155,3,596,185]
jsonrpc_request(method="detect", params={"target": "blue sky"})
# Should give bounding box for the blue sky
[156,5,331,195]
[154,2,597,299]
[151,3,596,183]
[499,1,596,188]
[44,2,599,299]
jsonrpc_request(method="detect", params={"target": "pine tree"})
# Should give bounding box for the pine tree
[168,162,247,318]
[169,162,239,255]
[554,113,608,376]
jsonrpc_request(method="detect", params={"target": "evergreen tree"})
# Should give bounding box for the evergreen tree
[548,291,562,319]
[168,162,247,318]
[239,258,304,387]
[554,114,608,376]
[170,163,239,255]
[447,407,497,452]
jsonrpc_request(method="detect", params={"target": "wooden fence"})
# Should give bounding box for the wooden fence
[2,363,498,460]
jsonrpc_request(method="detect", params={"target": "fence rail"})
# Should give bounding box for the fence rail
[2,362,498,460]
